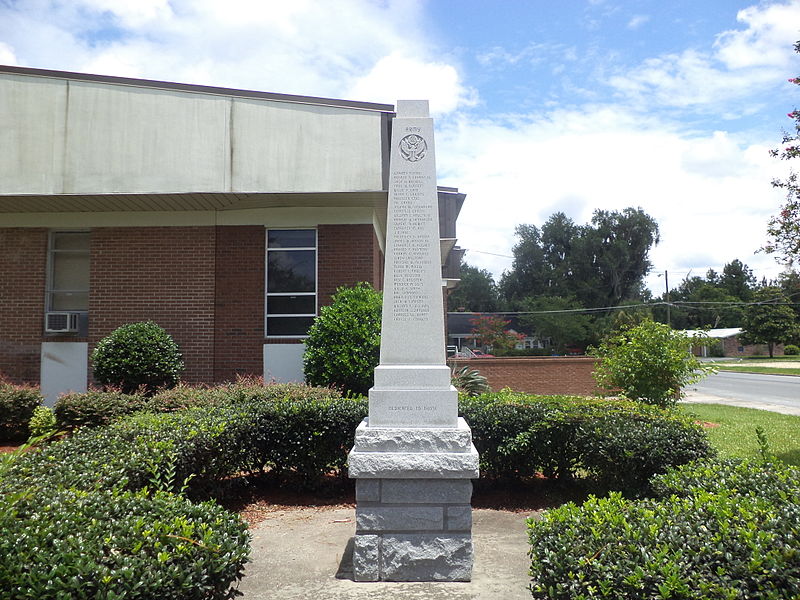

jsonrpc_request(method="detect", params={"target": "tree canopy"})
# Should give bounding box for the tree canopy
[764,41,800,266]
[739,286,799,358]
[447,263,499,312]
[500,207,659,309]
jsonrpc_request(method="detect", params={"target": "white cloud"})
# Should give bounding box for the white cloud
[0,0,471,111]
[437,105,788,291]
[347,52,477,114]
[0,42,17,65]
[715,0,800,69]
[609,1,799,110]
[627,15,650,30]
[75,0,173,28]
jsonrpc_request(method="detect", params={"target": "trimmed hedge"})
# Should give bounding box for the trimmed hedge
[9,398,368,497]
[1,486,249,600]
[461,391,714,494]
[53,380,341,430]
[54,390,149,430]
[528,459,800,599]
[0,382,43,441]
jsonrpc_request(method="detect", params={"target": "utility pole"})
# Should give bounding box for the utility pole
[664,270,670,327]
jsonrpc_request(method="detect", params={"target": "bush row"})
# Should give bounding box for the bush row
[461,390,714,495]
[52,380,339,431]
[0,382,44,441]
[7,397,368,497]
[11,388,713,499]
[528,458,800,599]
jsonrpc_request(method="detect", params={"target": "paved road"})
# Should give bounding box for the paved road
[686,371,800,415]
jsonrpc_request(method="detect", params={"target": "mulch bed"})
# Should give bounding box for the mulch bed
[219,472,591,528]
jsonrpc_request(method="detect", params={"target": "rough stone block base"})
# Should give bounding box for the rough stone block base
[349,419,478,582]
[352,477,474,581]
[354,532,472,581]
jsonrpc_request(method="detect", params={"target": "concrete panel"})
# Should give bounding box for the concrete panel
[232,99,384,193]
[40,342,88,406]
[63,82,231,194]
[0,75,67,194]
[263,342,306,383]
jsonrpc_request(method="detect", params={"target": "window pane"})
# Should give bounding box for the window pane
[267,295,316,315]
[267,316,315,336]
[52,253,90,290]
[53,232,90,251]
[268,229,316,249]
[267,250,315,292]
[51,292,88,311]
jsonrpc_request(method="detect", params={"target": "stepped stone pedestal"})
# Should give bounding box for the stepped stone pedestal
[348,100,478,582]
[349,418,478,581]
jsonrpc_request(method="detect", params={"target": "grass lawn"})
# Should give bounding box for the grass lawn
[679,402,800,466]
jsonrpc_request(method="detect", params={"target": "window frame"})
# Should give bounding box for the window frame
[265,228,317,338]
[45,230,90,314]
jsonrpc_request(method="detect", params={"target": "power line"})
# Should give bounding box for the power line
[451,297,800,317]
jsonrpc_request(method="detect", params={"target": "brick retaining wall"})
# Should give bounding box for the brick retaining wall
[449,357,600,396]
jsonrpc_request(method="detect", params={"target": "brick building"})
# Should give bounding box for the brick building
[0,66,464,403]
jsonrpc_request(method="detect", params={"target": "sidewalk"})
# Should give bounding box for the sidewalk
[236,507,536,600]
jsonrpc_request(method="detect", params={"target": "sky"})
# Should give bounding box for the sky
[1,0,799,297]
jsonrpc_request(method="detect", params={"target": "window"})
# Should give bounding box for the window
[266,229,316,336]
[46,231,90,312]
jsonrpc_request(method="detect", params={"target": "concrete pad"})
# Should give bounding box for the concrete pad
[236,507,534,599]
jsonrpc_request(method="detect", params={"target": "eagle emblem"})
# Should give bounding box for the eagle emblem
[399,134,428,162]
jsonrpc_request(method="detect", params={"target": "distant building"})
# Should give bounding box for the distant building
[446,312,550,353]
[685,328,784,357]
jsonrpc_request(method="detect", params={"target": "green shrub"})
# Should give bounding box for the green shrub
[451,365,491,396]
[528,459,800,599]
[91,321,184,394]
[0,487,249,600]
[785,343,800,355]
[54,390,148,430]
[0,382,42,441]
[9,394,368,496]
[27,406,57,438]
[591,320,715,407]
[460,391,713,494]
[303,283,382,396]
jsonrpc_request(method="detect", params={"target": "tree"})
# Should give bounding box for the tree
[501,208,659,308]
[591,320,714,408]
[469,315,524,354]
[739,286,799,358]
[764,41,800,266]
[719,259,756,302]
[520,296,592,352]
[448,263,499,312]
[303,283,382,395]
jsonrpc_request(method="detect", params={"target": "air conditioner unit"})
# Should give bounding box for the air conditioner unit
[45,312,80,333]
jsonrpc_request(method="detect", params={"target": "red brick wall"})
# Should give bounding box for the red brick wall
[451,357,601,396]
[317,224,381,307]
[214,226,265,381]
[0,229,47,383]
[4,223,386,386]
[89,227,217,383]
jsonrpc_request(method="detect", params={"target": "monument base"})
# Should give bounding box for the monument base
[348,418,479,582]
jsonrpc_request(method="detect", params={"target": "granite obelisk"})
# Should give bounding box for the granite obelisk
[348,100,478,582]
